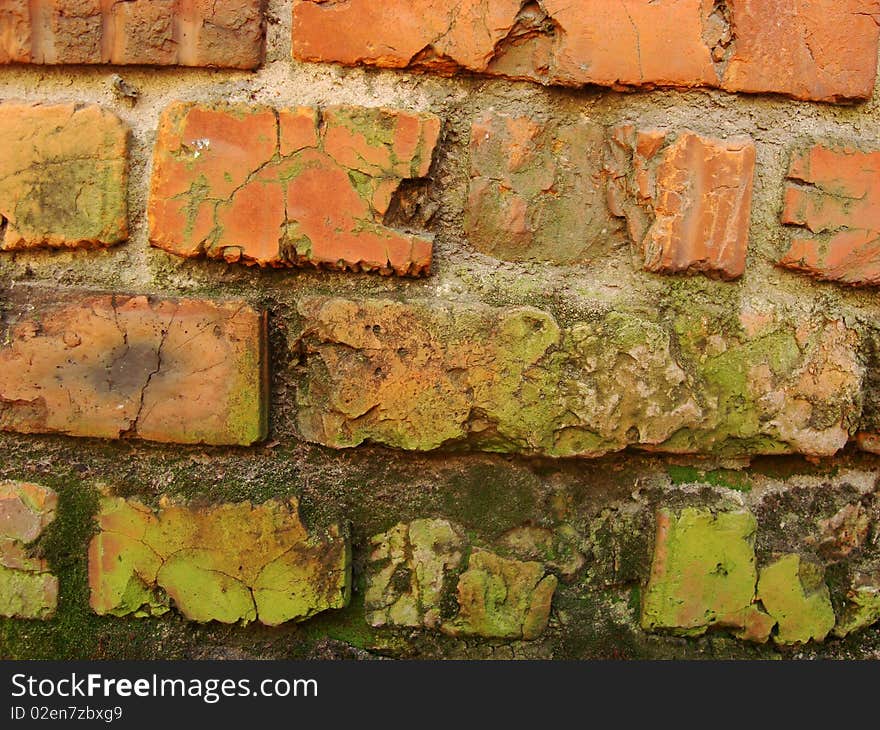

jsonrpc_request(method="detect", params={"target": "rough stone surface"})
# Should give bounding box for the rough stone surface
[0,481,58,620]
[365,518,557,639]
[497,525,585,582]
[833,573,880,637]
[811,502,871,562]
[757,554,835,645]
[465,110,614,263]
[291,0,880,102]
[444,549,558,640]
[0,288,268,446]
[856,331,880,453]
[606,126,755,280]
[293,296,862,458]
[641,508,772,640]
[779,144,880,287]
[0,0,265,69]
[365,518,467,630]
[149,102,440,277]
[0,102,128,251]
[89,496,350,625]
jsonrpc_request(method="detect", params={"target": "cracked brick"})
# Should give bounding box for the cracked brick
[0,0,265,69]
[148,102,441,277]
[88,496,350,625]
[778,143,880,287]
[642,508,836,645]
[0,287,268,446]
[606,126,755,280]
[0,101,128,251]
[292,0,880,103]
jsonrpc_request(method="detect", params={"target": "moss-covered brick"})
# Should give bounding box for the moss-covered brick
[757,554,835,645]
[366,518,557,640]
[444,549,558,640]
[0,481,58,620]
[641,508,771,640]
[365,518,467,630]
[293,296,862,459]
[88,496,350,626]
[0,102,128,251]
[833,573,880,638]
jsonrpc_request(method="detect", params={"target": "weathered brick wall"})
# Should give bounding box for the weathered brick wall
[2,0,880,659]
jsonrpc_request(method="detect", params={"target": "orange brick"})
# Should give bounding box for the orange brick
[779,143,880,287]
[148,103,441,277]
[292,0,880,102]
[722,0,880,102]
[606,127,755,280]
[0,288,268,446]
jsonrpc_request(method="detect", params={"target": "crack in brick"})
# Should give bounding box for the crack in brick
[149,102,441,277]
[89,497,350,626]
[0,289,267,446]
[778,143,880,286]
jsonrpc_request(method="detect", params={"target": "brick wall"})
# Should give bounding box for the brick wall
[2,0,880,659]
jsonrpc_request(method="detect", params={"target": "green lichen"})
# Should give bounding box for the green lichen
[0,567,57,620]
[757,554,835,645]
[442,549,558,640]
[365,518,557,641]
[667,466,753,492]
[641,508,770,640]
[90,497,349,627]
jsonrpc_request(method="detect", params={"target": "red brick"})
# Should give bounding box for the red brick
[465,110,614,263]
[722,0,880,102]
[0,0,264,69]
[148,102,441,277]
[606,127,755,280]
[0,288,268,446]
[0,102,128,251]
[292,0,880,102]
[779,144,880,287]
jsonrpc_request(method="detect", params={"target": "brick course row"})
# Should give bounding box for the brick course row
[3,100,877,285]
[0,0,264,69]
[292,0,880,103]
[2,1,879,106]
[5,481,875,647]
[1,284,878,458]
